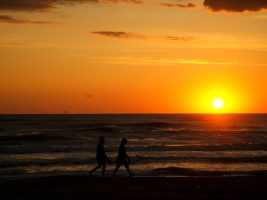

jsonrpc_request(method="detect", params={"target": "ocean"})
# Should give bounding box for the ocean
[0,114,267,177]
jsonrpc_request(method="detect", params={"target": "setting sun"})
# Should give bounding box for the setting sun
[212,99,224,110]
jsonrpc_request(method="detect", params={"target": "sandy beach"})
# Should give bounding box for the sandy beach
[1,175,267,200]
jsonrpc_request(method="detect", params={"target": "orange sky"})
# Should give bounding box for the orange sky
[1,0,267,114]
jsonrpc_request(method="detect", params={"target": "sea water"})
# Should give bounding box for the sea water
[0,114,267,177]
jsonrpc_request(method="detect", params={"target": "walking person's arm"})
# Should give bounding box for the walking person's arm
[104,150,112,163]
[125,153,130,164]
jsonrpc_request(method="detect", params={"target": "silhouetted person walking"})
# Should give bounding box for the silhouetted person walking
[113,138,133,177]
[89,136,111,177]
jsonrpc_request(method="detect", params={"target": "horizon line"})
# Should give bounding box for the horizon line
[0,113,267,115]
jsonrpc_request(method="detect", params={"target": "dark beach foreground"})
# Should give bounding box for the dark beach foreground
[1,175,267,200]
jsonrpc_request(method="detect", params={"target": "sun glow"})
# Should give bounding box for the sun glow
[191,85,242,113]
[212,99,224,110]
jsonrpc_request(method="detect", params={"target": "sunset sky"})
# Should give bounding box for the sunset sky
[1,0,267,114]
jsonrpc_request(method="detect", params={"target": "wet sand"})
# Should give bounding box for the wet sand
[1,175,267,200]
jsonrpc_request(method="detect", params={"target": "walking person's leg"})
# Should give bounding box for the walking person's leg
[124,162,133,176]
[102,163,106,177]
[113,163,121,177]
[126,166,133,176]
[89,163,101,176]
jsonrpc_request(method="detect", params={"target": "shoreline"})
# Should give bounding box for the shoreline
[2,168,267,179]
[1,175,267,200]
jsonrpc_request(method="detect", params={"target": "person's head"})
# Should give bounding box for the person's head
[120,138,127,146]
[99,136,105,144]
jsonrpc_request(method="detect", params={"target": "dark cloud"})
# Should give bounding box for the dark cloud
[165,36,194,41]
[91,31,195,41]
[91,31,146,39]
[204,0,267,13]
[0,15,61,25]
[0,0,97,11]
[160,2,197,9]
[0,0,143,12]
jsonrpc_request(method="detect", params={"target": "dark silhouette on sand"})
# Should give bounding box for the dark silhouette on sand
[113,138,133,176]
[89,136,111,177]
